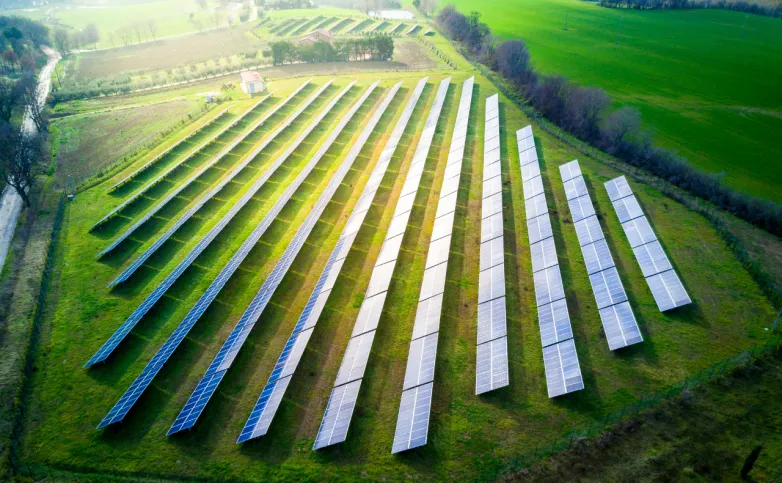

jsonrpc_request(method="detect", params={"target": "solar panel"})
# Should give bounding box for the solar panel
[611,194,644,223]
[314,77,452,450]
[558,160,582,183]
[542,339,584,398]
[633,240,672,277]
[236,374,291,442]
[312,379,362,449]
[108,107,232,192]
[431,211,455,241]
[106,81,315,282]
[646,270,692,312]
[419,261,448,302]
[518,146,538,166]
[482,192,503,219]
[335,331,376,386]
[523,176,545,200]
[475,336,509,395]
[86,80,342,369]
[621,216,657,248]
[481,212,503,243]
[533,263,565,307]
[527,214,553,245]
[352,293,387,337]
[483,175,502,198]
[90,95,272,231]
[525,194,548,220]
[581,238,615,275]
[162,81,385,434]
[574,215,605,247]
[530,237,558,273]
[604,175,691,312]
[391,382,433,454]
[563,176,588,201]
[537,298,573,348]
[604,175,633,202]
[521,161,541,182]
[599,301,643,350]
[480,236,504,271]
[589,267,628,310]
[484,160,501,181]
[567,194,596,222]
[479,264,506,304]
[412,293,443,339]
[391,78,475,453]
[403,333,439,390]
[477,297,507,344]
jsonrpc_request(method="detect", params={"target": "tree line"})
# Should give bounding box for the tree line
[0,16,51,207]
[269,34,394,65]
[437,5,782,236]
[599,0,782,18]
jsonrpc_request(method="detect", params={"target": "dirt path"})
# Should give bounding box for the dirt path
[0,47,59,275]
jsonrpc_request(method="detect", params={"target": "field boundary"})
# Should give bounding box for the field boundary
[5,332,779,481]
[4,194,65,479]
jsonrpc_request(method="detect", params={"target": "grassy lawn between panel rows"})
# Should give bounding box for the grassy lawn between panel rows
[19,68,777,481]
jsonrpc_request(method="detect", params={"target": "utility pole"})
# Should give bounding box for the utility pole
[615,16,624,44]
[564,11,569,30]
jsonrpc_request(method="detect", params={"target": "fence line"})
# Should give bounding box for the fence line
[7,334,780,482]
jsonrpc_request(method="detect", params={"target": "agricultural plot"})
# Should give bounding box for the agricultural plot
[330,18,355,33]
[20,68,778,482]
[347,19,374,34]
[291,16,325,36]
[313,16,339,31]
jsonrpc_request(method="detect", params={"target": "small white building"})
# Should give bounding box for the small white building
[240,71,266,95]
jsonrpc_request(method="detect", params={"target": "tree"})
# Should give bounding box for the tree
[495,40,534,88]
[54,29,71,57]
[82,23,100,49]
[419,0,437,16]
[600,106,642,152]
[19,72,47,133]
[0,79,22,122]
[147,19,158,40]
[0,123,46,208]
[117,27,132,46]
[132,23,143,43]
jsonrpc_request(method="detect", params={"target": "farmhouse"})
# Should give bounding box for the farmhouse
[239,71,266,95]
[298,28,334,46]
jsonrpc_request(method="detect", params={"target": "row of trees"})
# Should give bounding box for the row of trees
[269,35,394,65]
[438,6,782,235]
[0,17,50,207]
[599,0,782,18]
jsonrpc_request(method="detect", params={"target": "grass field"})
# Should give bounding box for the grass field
[449,0,782,202]
[10,0,229,49]
[15,57,777,480]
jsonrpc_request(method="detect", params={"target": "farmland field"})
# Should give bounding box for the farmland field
[3,3,780,481]
[450,0,782,202]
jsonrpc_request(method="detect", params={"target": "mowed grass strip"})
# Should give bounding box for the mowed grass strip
[22,73,778,481]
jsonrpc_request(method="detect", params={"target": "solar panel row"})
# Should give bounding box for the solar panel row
[95,81,375,430]
[95,89,292,258]
[166,81,380,436]
[108,80,317,286]
[474,93,509,398]
[516,126,584,398]
[234,80,412,443]
[558,160,643,351]
[313,77,452,451]
[85,80,343,369]
[391,77,474,455]
[90,94,272,232]
[604,176,692,312]
[108,107,232,192]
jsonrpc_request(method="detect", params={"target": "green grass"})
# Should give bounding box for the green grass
[450,0,782,202]
[16,66,777,480]
[9,0,228,49]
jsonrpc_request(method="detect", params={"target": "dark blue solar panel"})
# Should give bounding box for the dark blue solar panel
[90,95,270,232]
[85,81,337,369]
[166,81,376,435]
[108,80,318,286]
[236,81,415,443]
[108,108,231,193]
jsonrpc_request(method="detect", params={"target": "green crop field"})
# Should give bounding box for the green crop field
[450,0,782,202]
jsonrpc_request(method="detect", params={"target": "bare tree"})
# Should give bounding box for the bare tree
[20,73,47,133]
[419,0,437,16]
[82,23,100,49]
[147,19,158,41]
[117,27,132,46]
[132,23,143,43]
[107,31,116,48]
[0,126,46,207]
[53,28,71,56]
[0,79,22,122]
